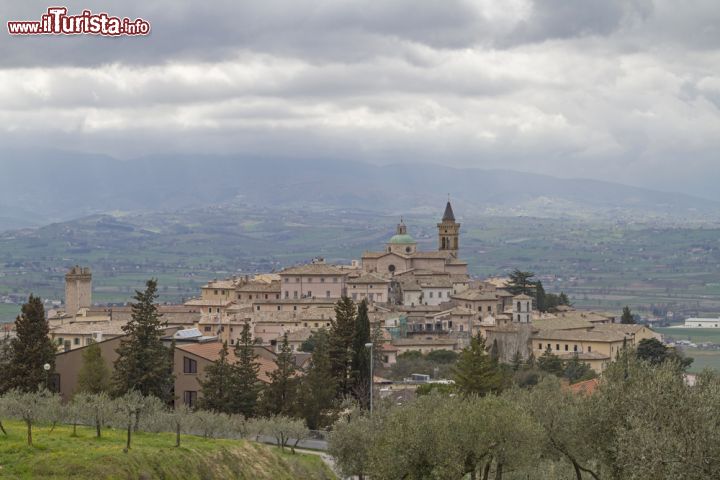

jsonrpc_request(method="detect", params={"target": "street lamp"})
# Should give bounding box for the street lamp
[364,342,374,414]
[43,363,51,391]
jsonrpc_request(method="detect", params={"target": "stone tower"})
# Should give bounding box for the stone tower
[65,265,92,316]
[512,294,532,324]
[437,200,460,257]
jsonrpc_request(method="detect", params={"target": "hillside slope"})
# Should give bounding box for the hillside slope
[0,421,335,480]
[1,151,717,230]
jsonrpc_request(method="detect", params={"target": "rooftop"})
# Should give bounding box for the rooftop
[279,263,347,276]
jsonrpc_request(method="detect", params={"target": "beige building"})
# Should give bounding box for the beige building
[174,342,279,408]
[532,330,627,373]
[279,261,348,300]
[347,272,389,303]
[50,321,127,352]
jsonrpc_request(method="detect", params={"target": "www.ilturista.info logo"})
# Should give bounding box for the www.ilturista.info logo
[7,7,150,36]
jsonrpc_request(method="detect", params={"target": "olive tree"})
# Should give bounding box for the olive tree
[3,389,58,446]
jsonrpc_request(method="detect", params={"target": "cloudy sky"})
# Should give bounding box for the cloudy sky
[2,0,720,199]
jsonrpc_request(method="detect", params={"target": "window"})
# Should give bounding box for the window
[352,293,357,300]
[296,277,300,283]
[588,346,592,352]
[277,306,281,311]
[369,293,375,301]
[547,344,551,350]
[284,291,289,299]
[564,344,568,351]
[314,322,319,327]
[353,285,356,289]
[307,290,312,297]
[388,265,396,273]
[321,277,325,283]
[183,391,197,407]
[74,338,80,345]
[256,305,260,311]
[429,292,434,298]
[326,291,331,298]
[538,343,542,350]
[204,326,211,332]
[284,278,289,283]
[293,291,298,298]
[183,357,197,374]
[405,246,411,253]
[304,322,308,327]
[265,294,268,299]
[556,344,560,351]
[574,345,578,352]
[488,306,492,312]
[293,306,297,311]
[517,301,521,311]
[237,294,241,300]
[249,294,253,300]
[333,277,338,283]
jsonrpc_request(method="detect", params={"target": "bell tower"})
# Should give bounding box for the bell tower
[437,200,460,257]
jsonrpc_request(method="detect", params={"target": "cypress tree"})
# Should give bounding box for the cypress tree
[350,299,371,403]
[231,321,261,417]
[5,294,56,392]
[77,341,110,394]
[298,330,336,429]
[112,279,174,400]
[199,341,234,413]
[261,333,298,416]
[453,332,504,397]
[535,281,547,313]
[621,306,636,324]
[329,296,357,398]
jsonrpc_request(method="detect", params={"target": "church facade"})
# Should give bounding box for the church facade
[360,201,469,277]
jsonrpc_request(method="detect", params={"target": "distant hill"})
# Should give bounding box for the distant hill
[1,150,717,231]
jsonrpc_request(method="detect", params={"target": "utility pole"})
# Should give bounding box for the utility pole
[365,342,374,414]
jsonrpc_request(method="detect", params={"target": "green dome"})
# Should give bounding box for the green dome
[389,233,416,244]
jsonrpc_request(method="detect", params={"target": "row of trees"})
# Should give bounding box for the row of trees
[330,351,718,480]
[0,389,311,452]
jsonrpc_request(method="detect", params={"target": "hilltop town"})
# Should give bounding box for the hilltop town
[42,201,662,406]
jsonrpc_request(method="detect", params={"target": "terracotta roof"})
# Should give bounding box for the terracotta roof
[176,342,277,383]
[592,324,653,335]
[565,378,600,395]
[532,318,593,331]
[533,330,626,342]
[184,298,234,307]
[280,264,347,276]
[452,289,499,301]
[347,273,389,284]
[50,321,127,336]
[237,281,281,293]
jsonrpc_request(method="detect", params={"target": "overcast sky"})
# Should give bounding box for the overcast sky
[2,1,720,199]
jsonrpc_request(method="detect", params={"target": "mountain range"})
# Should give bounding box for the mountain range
[0,150,717,231]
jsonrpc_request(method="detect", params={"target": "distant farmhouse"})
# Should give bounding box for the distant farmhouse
[46,200,662,403]
[684,317,720,328]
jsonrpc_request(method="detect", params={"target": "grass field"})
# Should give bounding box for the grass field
[655,327,720,373]
[655,327,720,344]
[682,348,720,373]
[0,421,335,480]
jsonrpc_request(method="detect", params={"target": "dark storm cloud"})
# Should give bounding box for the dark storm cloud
[0,0,719,199]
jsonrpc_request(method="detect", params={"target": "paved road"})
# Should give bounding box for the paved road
[255,434,328,451]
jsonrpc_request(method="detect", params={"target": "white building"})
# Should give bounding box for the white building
[684,317,720,328]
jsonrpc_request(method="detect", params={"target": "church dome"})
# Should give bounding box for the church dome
[389,233,416,244]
